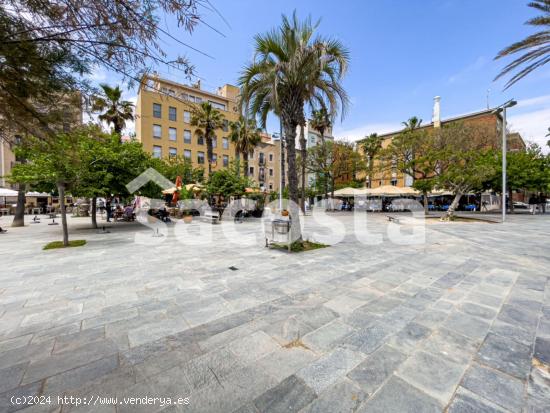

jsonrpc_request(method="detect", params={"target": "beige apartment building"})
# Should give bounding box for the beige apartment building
[249,133,281,192]
[135,74,241,175]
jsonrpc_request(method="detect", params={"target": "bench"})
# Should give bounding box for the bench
[386,215,400,224]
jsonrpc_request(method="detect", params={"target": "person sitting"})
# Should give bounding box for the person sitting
[123,205,135,221]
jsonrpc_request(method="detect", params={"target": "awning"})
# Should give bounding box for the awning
[367,185,419,196]
[25,191,51,197]
[333,187,368,197]
[0,187,18,197]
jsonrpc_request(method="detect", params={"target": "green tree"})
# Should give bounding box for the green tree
[229,116,262,176]
[92,84,134,135]
[240,12,349,240]
[431,123,497,219]
[10,128,90,246]
[484,143,550,212]
[402,116,423,131]
[361,133,383,189]
[495,0,550,88]
[207,161,252,199]
[191,102,225,177]
[2,0,206,227]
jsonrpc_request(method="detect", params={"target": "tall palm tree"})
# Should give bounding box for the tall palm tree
[495,0,550,89]
[402,116,423,131]
[309,108,332,200]
[229,115,262,176]
[362,133,382,188]
[191,101,224,177]
[239,12,349,238]
[92,84,134,135]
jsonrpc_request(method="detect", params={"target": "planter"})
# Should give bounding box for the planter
[281,209,289,217]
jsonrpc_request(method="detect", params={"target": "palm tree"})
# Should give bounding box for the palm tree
[239,12,349,239]
[362,133,382,188]
[191,102,224,177]
[402,116,423,131]
[92,84,134,135]
[495,0,550,89]
[309,108,332,200]
[229,115,262,176]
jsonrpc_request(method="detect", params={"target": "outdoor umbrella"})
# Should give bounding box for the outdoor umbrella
[0,187,18,208]
[172,176,183,204]
[333,187,366,197]
[368,185,419,197]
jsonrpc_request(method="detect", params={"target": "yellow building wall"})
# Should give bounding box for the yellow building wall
[136,79,240,176]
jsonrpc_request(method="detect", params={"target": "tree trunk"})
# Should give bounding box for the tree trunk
[11,185,26,227]
[280,135,286,190]
[91,196,97,229]
[283,122,301,242]
[508,189,514,214]
[206,136,213,177]
[331,177,335,210]
[299,125,306,213]
[58,182,69,246]
[243,152,249,177]
[443,192,462,220]
[423,190,428,215]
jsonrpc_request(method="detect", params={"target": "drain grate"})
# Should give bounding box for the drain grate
[229,266,238,271]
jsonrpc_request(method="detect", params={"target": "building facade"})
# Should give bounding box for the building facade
[0,94,83,189]
[249,133,281,192]
[357,97,525,188]
[135,74,241,176]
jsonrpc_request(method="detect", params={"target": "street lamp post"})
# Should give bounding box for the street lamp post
[492,99,517,223]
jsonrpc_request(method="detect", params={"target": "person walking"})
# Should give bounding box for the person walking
[538,193,546,214]
[106,198,112,222]
[528,194,538,215]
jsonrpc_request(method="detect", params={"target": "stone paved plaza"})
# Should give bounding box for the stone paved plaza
[0,212,549,413]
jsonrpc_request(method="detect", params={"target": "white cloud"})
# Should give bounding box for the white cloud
[448,56,488,84]
[88,66,107,82]
[516,94,550,109]
[509,107,550,152]
[333,122,401,141]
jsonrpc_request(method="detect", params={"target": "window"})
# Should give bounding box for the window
[169,147,177,158]
[169,106,177,121]
[184,149,191,159]
[209,100,226,111]
[269,183,273,190]
[249,166,254,175]
[153,103,162,118]
[212,137,217,148]
[153,146,162,158]
[212,153,217,164]
[269,168,273,176]
[259,152,265,164]
[222,137,229,149]
[222,120,229,132]
[153,124,162,139]
[197,135,204,145]
[169,127,177,141]
[198,151,205,164]
[223,155,229,167]
[183,111,191,123]
[269,153,273,162]
[391,179,398,186]
[184,130,191,144]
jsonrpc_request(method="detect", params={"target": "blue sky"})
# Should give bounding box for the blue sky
[94,0,550,148]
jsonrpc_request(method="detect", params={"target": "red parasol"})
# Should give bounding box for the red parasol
[172,176,183,204]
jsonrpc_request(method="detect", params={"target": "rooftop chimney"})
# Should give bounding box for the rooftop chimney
[432,96,441,128]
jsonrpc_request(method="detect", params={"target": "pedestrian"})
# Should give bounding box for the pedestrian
[528,194,538,215]
[106,198,112,222]
[538,193,546,214]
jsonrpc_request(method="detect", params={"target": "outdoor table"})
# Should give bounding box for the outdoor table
[0,208,8,216]
[32,207,41,215]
